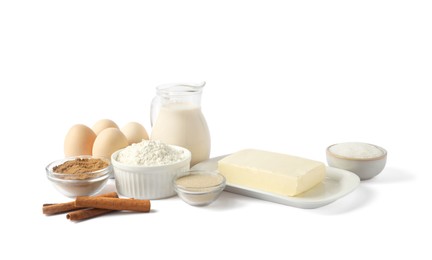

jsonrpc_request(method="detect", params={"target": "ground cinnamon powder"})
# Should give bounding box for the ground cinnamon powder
[53,158,109,179]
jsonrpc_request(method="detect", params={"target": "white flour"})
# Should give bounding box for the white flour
[116,140,185,166]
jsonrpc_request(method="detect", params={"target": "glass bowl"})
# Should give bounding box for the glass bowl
[46,155,112,197]
[173,170,226,206]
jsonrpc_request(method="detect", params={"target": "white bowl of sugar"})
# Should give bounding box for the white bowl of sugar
[326,142,387,180]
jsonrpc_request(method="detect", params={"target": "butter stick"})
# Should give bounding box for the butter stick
[218,149,326,196]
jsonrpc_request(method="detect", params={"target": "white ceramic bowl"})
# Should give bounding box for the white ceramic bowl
[111,145,191,199]
[326,143,387,180]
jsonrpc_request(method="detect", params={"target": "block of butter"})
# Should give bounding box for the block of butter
[218,149,326,196]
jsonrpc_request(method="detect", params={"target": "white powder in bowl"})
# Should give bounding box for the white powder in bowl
[116,140,185,166]
[329,142,384,159]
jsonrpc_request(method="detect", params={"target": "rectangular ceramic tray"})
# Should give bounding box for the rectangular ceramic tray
[191,155,360,209]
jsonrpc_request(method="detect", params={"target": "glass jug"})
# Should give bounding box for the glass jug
[150,82,211,166]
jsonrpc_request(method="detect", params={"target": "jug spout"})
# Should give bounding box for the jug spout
[156,81,206,96]
[183,81,206,88]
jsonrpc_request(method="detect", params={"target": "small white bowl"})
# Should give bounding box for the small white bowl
[111,145,191,199]
[326,142,387,180]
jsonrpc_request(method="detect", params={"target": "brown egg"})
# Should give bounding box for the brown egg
[92,119,119,135]
[64,124,97,156]
[92,128,128,160]
[121,122,149,144]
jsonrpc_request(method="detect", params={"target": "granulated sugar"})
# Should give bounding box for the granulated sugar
[116,140,185,166]
[329,142,384,159]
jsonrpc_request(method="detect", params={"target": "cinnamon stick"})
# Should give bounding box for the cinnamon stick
[66,208,114,221]
[43,192,118,215]
[75,196,151,212]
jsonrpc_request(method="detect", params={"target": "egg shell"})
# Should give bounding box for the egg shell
[92,119,119,135]
[92,128,128,160]
[64,124,97,156]
[121,122,149,144]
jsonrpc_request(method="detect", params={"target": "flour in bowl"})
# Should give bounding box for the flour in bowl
[116,140,186,166]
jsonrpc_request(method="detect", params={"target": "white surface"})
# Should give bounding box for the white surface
[193,155,360,209]
[1,1,431,260]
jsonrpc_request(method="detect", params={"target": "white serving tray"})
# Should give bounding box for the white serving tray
[191,155,360,209]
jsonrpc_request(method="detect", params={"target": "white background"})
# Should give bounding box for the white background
[1,0,431,259]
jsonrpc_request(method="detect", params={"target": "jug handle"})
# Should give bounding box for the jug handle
[150,95,161,127]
